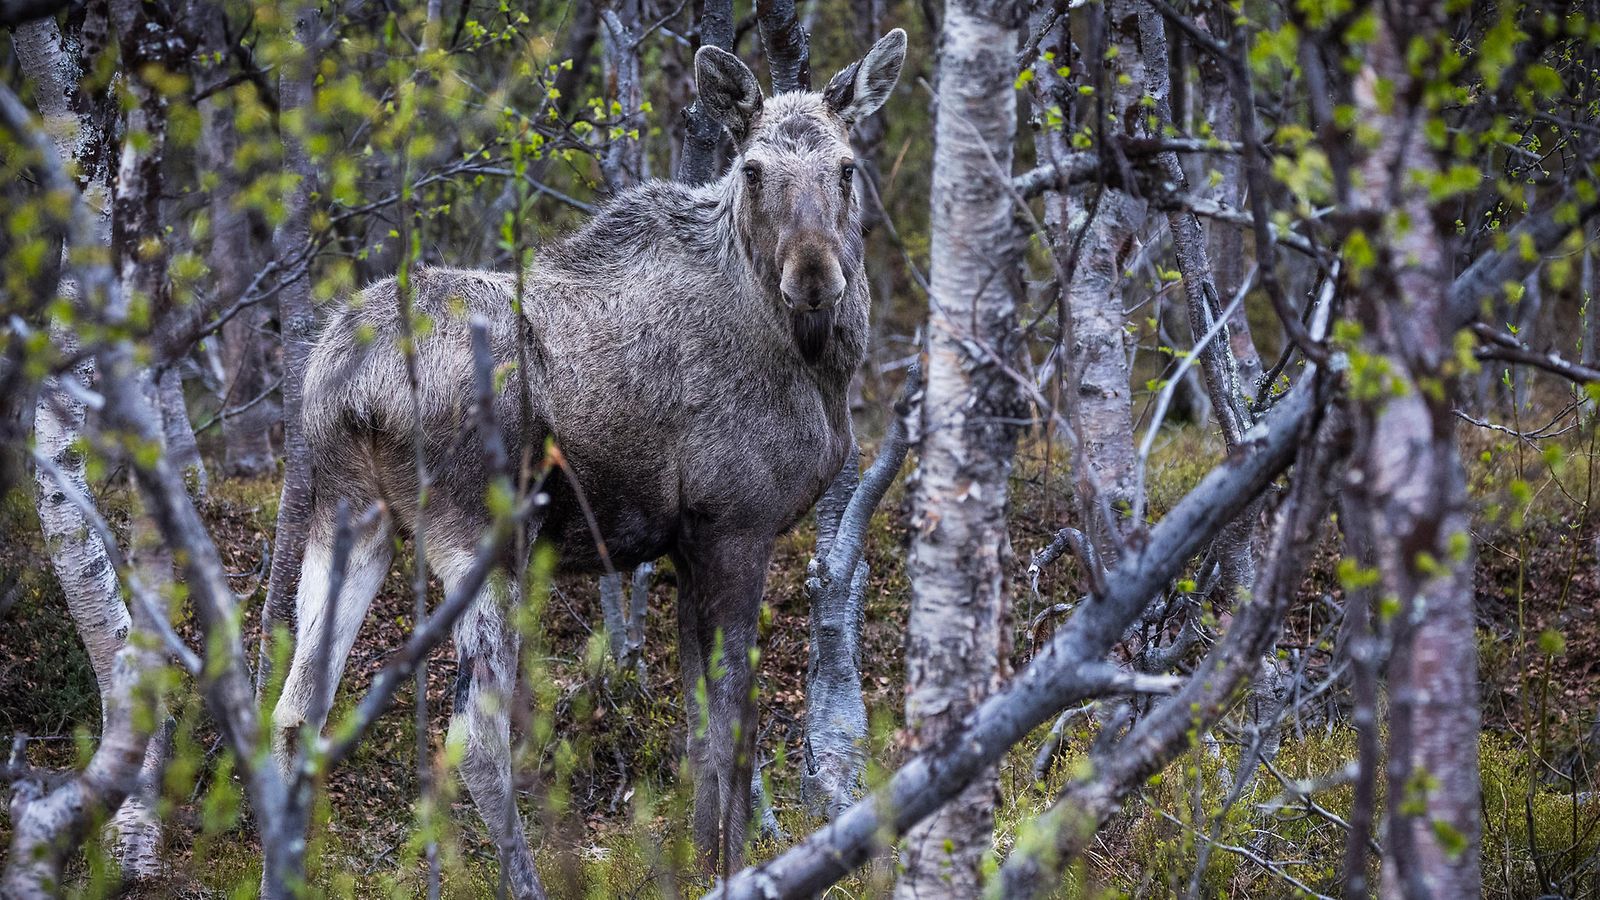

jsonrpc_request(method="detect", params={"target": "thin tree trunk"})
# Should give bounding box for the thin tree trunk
[1133,7,1250,446]
[755,0,810,94]
[802,437,867,817]
[193,0,276,478]
[32,355,128,692]
[1194,11,1262,397]
[12,10,167,881]
[257,6,323,695]
[1135,2,1287,823]
[896,1,1024,895]
[600,1,649,192]
[159,367,206,497]
[105,0,186,871]
[1036,1,1141,545]
[803,372,917,819]
[1583,233,1598,370]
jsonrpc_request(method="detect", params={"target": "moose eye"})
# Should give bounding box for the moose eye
[742,164,761,184]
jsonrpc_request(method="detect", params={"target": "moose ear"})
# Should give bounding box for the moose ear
[695,45,764,143]
[823,28,907,124]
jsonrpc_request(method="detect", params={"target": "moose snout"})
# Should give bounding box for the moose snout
[779,253,846,311]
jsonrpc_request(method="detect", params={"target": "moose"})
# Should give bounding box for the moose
[267,29,908,896]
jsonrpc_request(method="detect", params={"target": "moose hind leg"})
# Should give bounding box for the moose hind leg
[437,546,545,900]
[271,503,393,780]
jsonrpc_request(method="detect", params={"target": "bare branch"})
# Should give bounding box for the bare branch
[998,390,1343,898]
[1027,526,1107,598]
[1447,190,1600,331]
[1472,321,1600,383]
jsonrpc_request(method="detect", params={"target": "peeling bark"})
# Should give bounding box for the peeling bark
[896,2,1024,895]
[1035,1,1142,544]
[1343,7,1481,896]
[10,10,167,882]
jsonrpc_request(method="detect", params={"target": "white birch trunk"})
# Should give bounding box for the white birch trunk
[13,13,167,881]
[159,367,206,497]
[896,2,1024,895]
[1035,1,1143,543]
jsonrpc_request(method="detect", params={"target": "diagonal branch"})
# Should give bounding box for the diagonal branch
[711,378,1319,899]
[999,389,1344,898]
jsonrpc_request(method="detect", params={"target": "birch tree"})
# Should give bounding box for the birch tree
[897,1,1024,895]
[192,0,276,478]
[1340,4,1481,893]
[256,4,323,693]
[10,8,168,880]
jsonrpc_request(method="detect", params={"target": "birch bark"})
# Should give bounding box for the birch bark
[896,1,1024,895]
[258,6,323,693]
[1035,1,1142,545]
[13,10,167,880]
[1342,6,1481,896]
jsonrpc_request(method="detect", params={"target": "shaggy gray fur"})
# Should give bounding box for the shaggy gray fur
[270,30,908,890]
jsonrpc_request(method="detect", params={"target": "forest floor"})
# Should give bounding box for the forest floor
[3,414,1600,898]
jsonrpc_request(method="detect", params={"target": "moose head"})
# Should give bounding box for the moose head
[695,29,907,355]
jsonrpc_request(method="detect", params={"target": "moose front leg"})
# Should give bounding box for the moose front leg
[676,537,771,875]
[673,558,721,857]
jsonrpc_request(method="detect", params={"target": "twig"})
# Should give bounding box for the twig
[1027,526,1108,598]
[1132,268,1253,523]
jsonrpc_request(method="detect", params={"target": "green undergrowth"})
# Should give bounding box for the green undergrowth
[6,405,1600,897]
